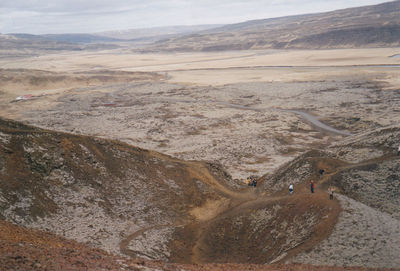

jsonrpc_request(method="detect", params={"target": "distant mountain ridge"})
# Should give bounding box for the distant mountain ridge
[1,1,400,52]
[95,24,223,40]
[145,0,400,51]
[2,24,224,46]
[0,33,83,53]
[9,33,126,44]
[0,24,224,53]
[0,33,120,55]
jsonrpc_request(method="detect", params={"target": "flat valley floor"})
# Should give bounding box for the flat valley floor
[1,48,399,180]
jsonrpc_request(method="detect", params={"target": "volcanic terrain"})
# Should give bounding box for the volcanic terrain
[1,1,400,270]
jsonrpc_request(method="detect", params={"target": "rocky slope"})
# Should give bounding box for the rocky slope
[0,219,148,270]
[1,218,391,271]
[1,117,400,269]
[0,117,340,266]
[268,126,400,268]
[0,117,234,257]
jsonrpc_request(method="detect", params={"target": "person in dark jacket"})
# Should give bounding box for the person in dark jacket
[310,181,315,193]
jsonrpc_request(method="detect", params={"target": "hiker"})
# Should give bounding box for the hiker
[398,145,400,156]
[310,181,315,193]
[289,184,294,195]
[319,169,325,177]
[247,178,252,186]
[249,176,257,187]
[328,186,334,200]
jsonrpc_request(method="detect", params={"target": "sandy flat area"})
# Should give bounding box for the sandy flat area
[1,48,399,72]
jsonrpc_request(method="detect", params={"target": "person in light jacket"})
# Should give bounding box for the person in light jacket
[328,186,334,200]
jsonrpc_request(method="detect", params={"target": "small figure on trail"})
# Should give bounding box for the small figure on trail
[289,184,294,195]
[398,145,400,156]
[319,169,325,177]
[247,176,257,187]
[310,181,315,193]
[328,186,334,200]
[250,176,257,187]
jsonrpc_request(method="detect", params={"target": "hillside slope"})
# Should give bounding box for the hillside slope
[256,126,400,268]
[1,221,390,271]
[145,0,400,51]
[1,118,399,268]
[0,219,147,270]
[0,118,342,265]
[0,117,235,258]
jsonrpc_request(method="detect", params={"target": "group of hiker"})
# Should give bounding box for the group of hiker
[245,170,336,199]
[247,176,257,187]
[245,145,399,197]
[288,180,334,199]
[287,168,335,200]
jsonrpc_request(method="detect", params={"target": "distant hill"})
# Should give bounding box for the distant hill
[2,1,400,53]
[0,25,224,53]
[0,33,82,52]
[2,25,223,47]
[0,33,120,54]
[96,24,223,40]
[144,0,400,51]
[10,33,126,45]
[41,33,125,43]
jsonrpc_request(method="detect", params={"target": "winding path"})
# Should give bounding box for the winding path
[143,96,352,136]
[282,109,352,136]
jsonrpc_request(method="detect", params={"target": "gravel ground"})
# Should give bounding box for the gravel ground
[290,194,400,269]
[21,78,400,181]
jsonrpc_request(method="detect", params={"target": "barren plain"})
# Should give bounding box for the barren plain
[1,48,400,180]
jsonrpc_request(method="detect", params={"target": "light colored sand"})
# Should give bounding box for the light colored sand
[167,66,400,86]
[1,48,399,90]
[1,48,399,73]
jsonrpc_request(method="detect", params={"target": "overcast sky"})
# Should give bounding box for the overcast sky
[0,0,392,34]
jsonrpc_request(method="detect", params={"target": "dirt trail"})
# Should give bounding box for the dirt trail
[119,159,260,260]
[188,191,340,264]
[184,160,258,200]
[315,152,397,190]
[112,109,396,264]
[190,195,283,263]
[119,159,344,264]
[120,224,179,259]
[196,153,396,264]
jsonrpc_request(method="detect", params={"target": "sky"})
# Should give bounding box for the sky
[0,0,393,34]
